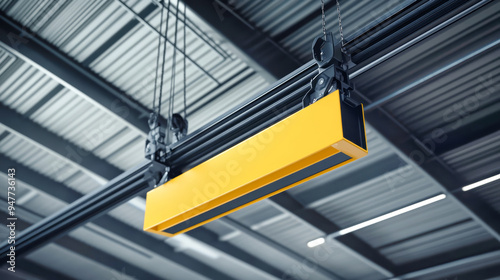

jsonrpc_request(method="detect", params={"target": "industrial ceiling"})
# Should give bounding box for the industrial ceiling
[0,0,499,279]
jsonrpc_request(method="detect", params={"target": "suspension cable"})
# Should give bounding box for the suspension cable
[152,0,165,113]
[183,3,187,120]
[166,0,180,143]
[158,0,171,117]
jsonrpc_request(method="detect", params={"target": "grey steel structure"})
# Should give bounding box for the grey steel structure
[0,0,499,279]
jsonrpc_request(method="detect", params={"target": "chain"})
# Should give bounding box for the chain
[321,0,326,40]
[336,0,345,51]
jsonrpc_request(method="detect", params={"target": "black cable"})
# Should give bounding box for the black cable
[152,0,165,113]
[183,3,187,120]
[166,0,180,143]
[158,0,171,117]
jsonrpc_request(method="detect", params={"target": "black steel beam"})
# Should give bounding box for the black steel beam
[0,208,163,280]
[182,0,301,80]
[0,159,158,260]
[0,12,153,133]
[0,103,123,180]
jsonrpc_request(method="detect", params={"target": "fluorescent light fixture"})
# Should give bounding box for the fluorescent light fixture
[462,174,500,192]
[338,194,446,235]
[307,237,326,248]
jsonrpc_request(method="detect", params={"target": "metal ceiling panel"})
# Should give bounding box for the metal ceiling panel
[254,213,386,280]
[1,0,499,279]
[355,198,493,264]
[0,0,264,133]
[441,130,500,182]
[26,244,135,280]
[311,166,441,228]
[469,179,500,216]
[234,0,417,62]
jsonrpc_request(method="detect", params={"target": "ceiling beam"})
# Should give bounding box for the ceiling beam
[394,249,500,280]
[0,103,122,180]
[218,217,343,280]
[397,239,500,275]
[0,154,233,280]
[0,12,152,135]
[269,192,399,278]
[0,207,164,280]
[362,100,500,244]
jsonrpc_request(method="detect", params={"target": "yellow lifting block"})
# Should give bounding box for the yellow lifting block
[144,90,367,236]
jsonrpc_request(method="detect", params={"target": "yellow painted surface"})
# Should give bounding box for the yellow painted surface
[144,91,367,236]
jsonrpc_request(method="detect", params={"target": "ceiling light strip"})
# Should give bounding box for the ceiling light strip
[337,194,447,236]
[462,174,500,192]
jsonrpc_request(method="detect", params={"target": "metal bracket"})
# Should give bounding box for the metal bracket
[145,112,170,164]
[145,112,188,185]
[303,32,357,107]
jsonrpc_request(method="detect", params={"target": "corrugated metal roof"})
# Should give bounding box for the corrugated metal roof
[1,0,499,279]
[27,244,134,280]
[1,0,268,132]
[468,179,500,216]
[441,130,500,182]
[235,0,417,62]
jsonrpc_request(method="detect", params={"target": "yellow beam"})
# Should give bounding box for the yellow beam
[144,90,367,236]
